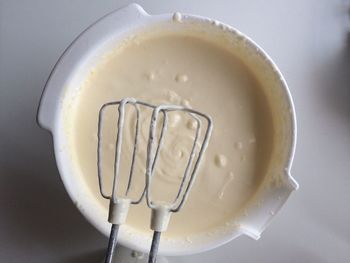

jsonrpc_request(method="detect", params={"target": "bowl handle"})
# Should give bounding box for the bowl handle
[36,3,149,131]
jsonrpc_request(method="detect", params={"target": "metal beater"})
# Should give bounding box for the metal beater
[97,98,213,263]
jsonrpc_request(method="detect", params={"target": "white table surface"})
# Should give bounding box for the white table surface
[1,0,350,262]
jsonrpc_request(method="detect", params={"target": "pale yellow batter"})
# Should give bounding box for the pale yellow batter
[67,30,274,238]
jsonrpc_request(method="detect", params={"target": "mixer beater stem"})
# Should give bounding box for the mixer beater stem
[148,231,161,263]
[105,224,119,263]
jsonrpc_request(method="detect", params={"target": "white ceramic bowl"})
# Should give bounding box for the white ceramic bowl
[37,3,298,256]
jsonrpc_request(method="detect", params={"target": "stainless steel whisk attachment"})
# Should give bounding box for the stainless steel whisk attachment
[145,104,212,263]
[97,98,151,263]
[97,97,213,263]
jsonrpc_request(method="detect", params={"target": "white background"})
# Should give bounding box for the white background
[1,0,350,262]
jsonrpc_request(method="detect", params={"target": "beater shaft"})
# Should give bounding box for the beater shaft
[105,224,119,263]
[148,231,161,263]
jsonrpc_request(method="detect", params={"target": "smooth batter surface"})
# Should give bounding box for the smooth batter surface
[67,31,274,238]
